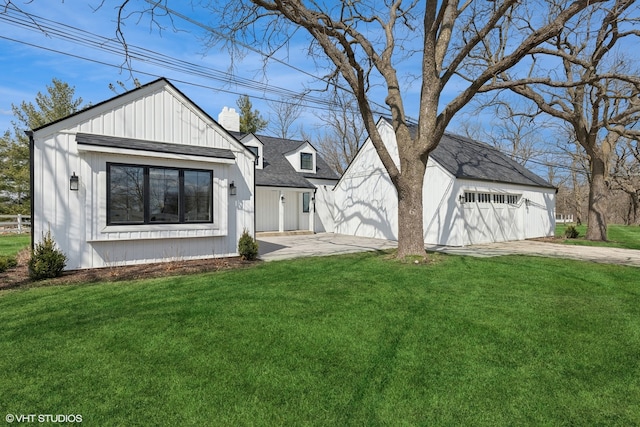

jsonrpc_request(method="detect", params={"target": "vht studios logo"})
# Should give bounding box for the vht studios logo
[5,413,83,423]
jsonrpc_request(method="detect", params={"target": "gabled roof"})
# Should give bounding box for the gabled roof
[231,131,339,189]
[431,132,554,188]
[382,118,554,189]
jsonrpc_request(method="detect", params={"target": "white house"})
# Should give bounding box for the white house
[30,78,255,270]
[333,118,556,246]
[218,108,339,234]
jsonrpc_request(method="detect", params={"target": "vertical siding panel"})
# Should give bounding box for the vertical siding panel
[134,97,143,138]
[164,91,173,141]
[35,82,253,269]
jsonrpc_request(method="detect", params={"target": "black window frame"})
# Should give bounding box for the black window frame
[300,152,313,170]
[107,162,213,226]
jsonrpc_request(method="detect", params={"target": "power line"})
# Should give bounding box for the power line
[0,5,350,111]
[141,0,395,117]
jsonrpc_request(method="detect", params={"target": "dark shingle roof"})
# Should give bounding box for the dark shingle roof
[431,132,553,188]
[231,132,339,189]
[76,133,235,160]
[386,119,553,189]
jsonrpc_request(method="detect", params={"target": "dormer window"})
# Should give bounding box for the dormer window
[301,153,313,170]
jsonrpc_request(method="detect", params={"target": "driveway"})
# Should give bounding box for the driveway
[258,233,640,267]
[258,233,396,261]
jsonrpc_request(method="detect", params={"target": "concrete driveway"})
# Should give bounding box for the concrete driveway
[258,233,640,267]
[258,233,396,261]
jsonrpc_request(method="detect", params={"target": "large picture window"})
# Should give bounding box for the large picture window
[108,163,213,225]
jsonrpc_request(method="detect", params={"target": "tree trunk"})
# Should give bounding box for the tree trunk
[395,156,428,259]
[585,157,608,241]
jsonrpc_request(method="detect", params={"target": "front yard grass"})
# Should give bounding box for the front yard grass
[556,224,640,250]
[0,233,30,256]
[1,252,639,426]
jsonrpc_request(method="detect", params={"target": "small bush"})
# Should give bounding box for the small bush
[564,225,580,239]
[238,229,259,260]
[28,231,67,280]
[0,255,18,273]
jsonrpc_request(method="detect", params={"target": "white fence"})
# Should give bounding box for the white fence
[0,214,31,233]
[555,213,574,224]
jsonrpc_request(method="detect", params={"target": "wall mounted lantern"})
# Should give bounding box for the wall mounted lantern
[280,194,285,203]
[70,172,79,191]
[458,194,465,204]
[229,181,237,196]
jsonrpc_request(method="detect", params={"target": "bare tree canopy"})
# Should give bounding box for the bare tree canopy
[485,0,640,240]
[313,90,366,175]
[612,138,640,224]
[106,0,611,257]
[268,97,304,139]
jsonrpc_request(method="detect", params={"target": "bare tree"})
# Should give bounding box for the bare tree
[109,0,607,257]
[313,90,366,174]
[611,139,640,224]
[486,0,640,240]
[267,97,304,139]
[459,101,547,167]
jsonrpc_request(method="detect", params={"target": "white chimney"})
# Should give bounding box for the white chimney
[218,106,240,132]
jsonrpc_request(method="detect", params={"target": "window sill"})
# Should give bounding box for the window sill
[88,223,223,242]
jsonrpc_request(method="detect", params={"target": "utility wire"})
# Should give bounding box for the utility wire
[141,0,396,117]
[0,5,353,111]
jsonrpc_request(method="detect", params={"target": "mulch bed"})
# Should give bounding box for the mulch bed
[1,255,258,291]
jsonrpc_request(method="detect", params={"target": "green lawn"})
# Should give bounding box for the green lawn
[556,224,640,250]
[1,252,639,426]
[0,233,30,256]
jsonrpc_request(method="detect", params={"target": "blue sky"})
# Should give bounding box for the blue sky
[0,0,365,137]
[0,0,557,154]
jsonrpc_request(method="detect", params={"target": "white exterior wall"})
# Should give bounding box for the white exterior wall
[453,180,556,246]
[285,142,316,173]
[308,178,337,233]
[334,122,399,240]
[334,120,555,246]
[255,179,337,234]
[32,81,254,270]
[256,186,326,232]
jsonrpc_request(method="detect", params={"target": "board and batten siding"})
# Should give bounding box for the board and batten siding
[453,180,556,246]
[32,79,254,270]
[333,119,555,246]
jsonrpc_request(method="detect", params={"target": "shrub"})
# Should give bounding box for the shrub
[0,255,18,273]
[238,229,259,260]
[28,231,67,280]
[564,225,580,239]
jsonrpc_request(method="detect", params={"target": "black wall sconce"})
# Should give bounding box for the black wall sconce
[229,181,237,196]
[70,172,79,191]
[458,194,465,204]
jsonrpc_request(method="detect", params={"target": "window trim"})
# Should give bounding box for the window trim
[107,162,213,226]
